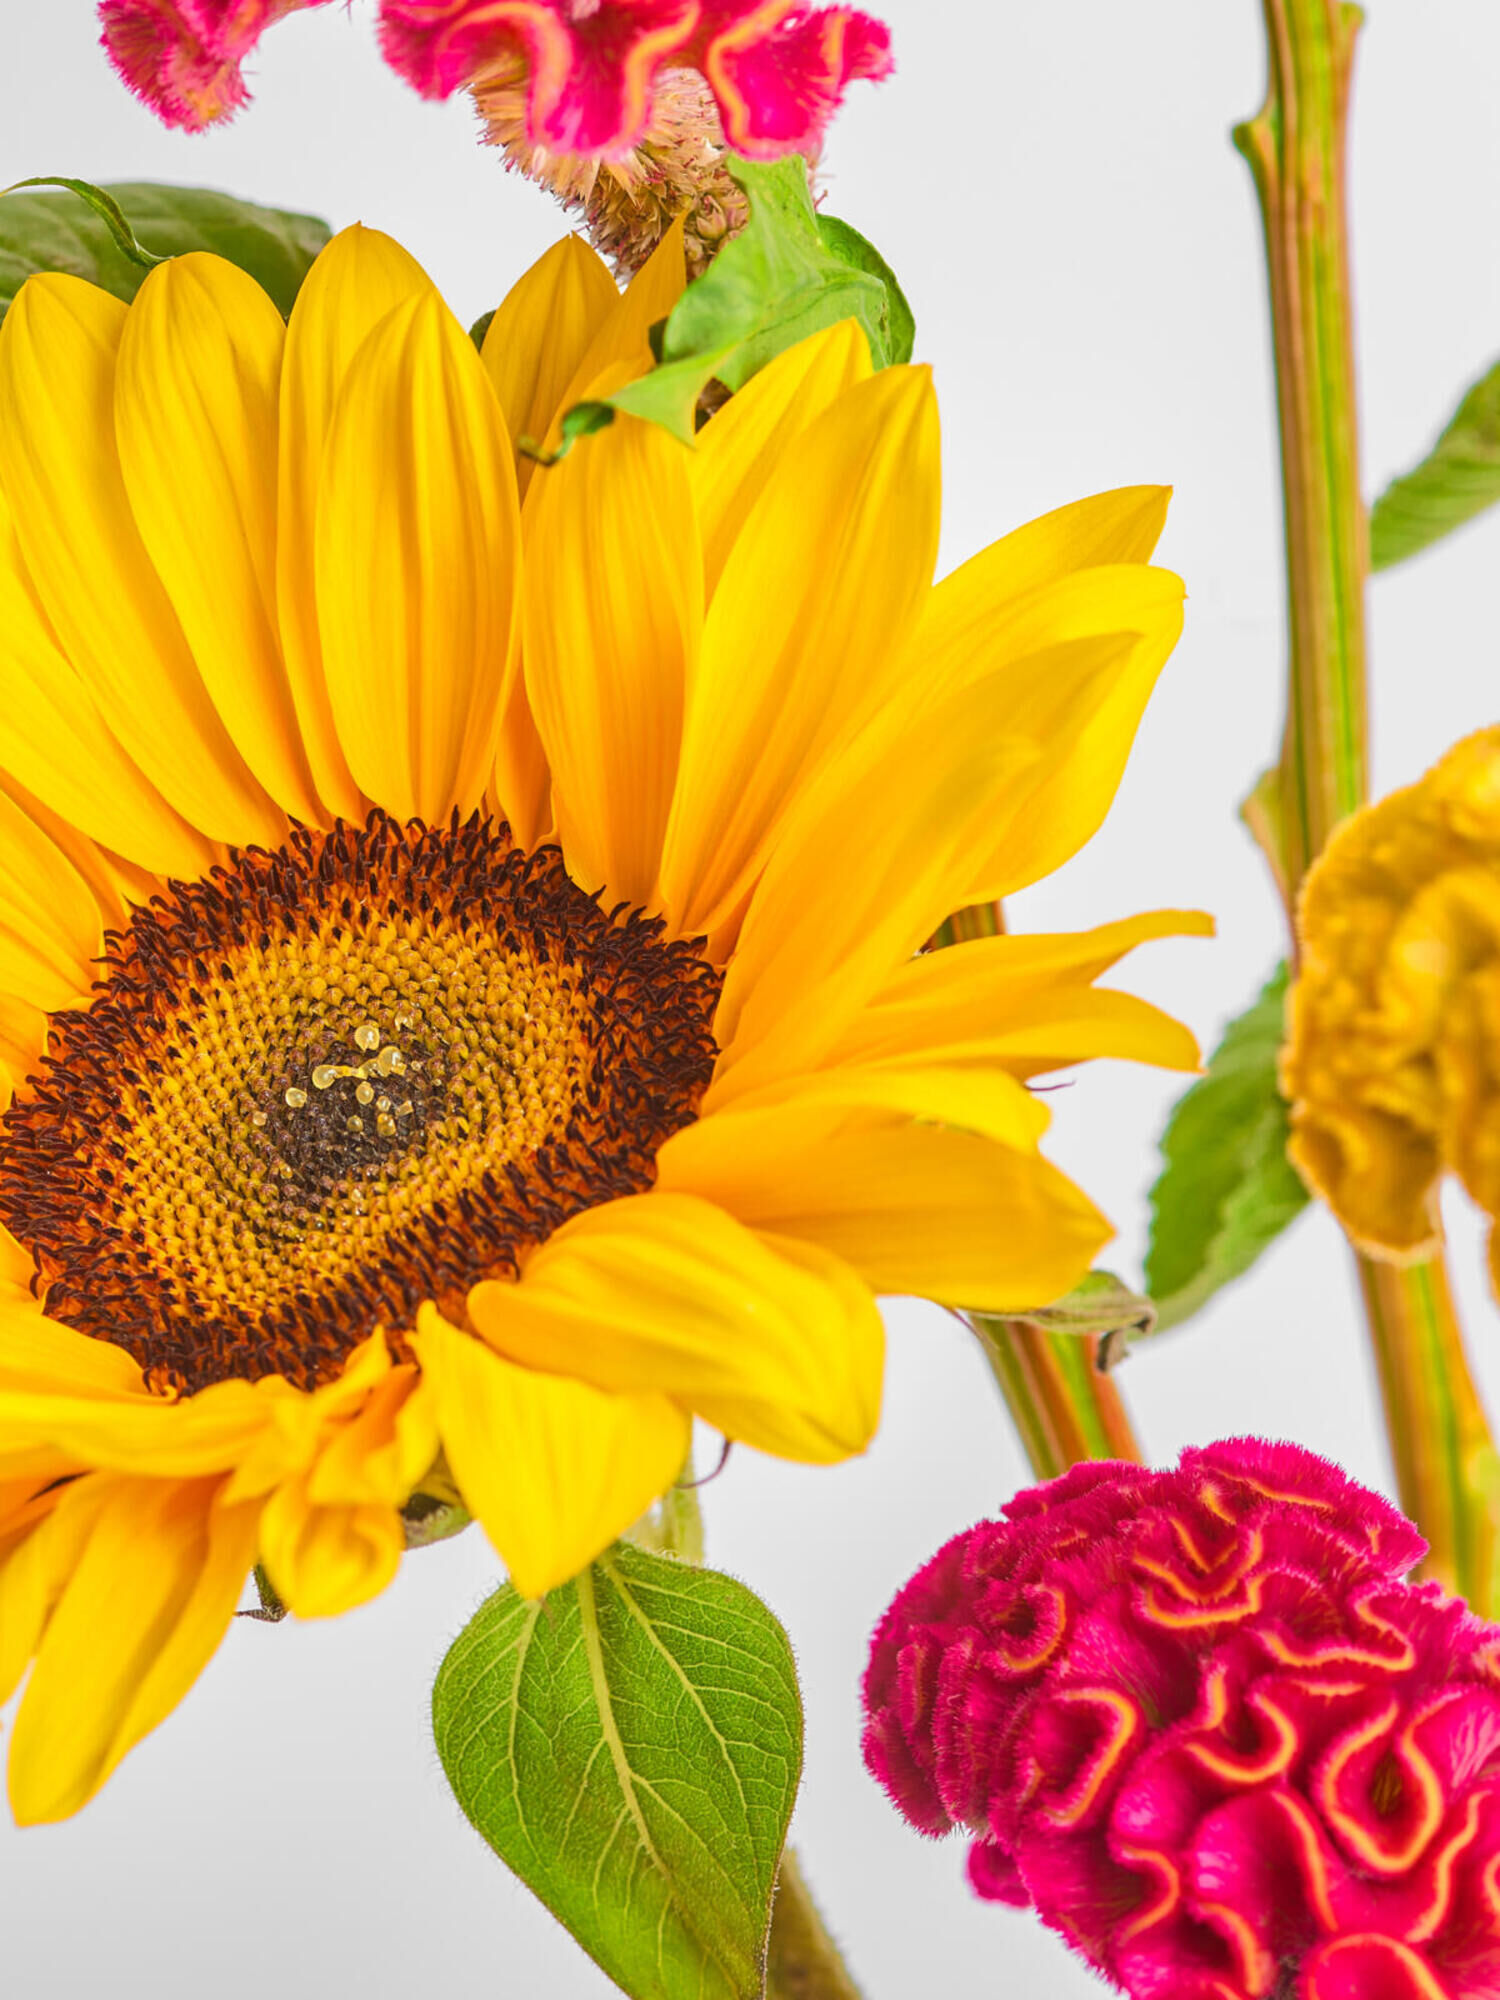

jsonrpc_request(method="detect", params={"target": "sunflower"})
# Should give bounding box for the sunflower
[0,217,1206,1824]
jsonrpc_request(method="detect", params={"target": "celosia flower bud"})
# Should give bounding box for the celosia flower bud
[99,0,332,131]
[864,1441,1500,1998]
[1283,727,1500,1295]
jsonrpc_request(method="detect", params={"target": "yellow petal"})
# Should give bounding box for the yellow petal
[690,318,874,595]
[0,1475,109,1708]
[413,1305,689,1601]
[278,224,436,818]
[658,1111,1111,1313]
[0,483,211,879]
[709,680,1044,1103]
[523,410,700,906]
[114,255,322,823]
[8,1473,260,1823]
[490,670,554,851]
[0,785,103,1012]
[0,274,282,847]
[258,1470,404,1620]
[944,486,1172,608]
[908,564,1185,897]
[659,366,941,936]
[306,1366,438,1508]
[468,1191,883,1465]
[536,217,685,448]
[317,289,522,824]
[724,1062,1054,1152]
[829,913,1215,1078]
[482,234,620,500]
[0,1299,146,1398]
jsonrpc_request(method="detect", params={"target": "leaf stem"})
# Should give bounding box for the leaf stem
[1239,0,1500,1609]
[766,1849,865,2000]
[935,900,1147,1478]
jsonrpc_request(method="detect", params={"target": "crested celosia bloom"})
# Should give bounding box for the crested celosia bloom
[0,218,1201,1823]
[101,0,892,158]
[99,0,334,130]
[864,1440,1500,1999]
[1283,727,1500,1295]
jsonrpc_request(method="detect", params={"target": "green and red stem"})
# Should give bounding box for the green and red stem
[1238,0,1500,1610]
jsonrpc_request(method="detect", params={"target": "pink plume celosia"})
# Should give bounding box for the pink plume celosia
[376,0,893,159]
[99,0,334,131]
[863,1441,1500,1999]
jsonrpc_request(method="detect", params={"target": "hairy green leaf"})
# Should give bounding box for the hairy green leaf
[1370,356,1500,569]
[0,179,331,323]
[603,156,912,443]
[1145,963,1310,1331]
[433,1542,802,2000]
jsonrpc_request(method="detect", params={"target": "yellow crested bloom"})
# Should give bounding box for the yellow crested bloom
[0,219,1206,1824]
[1284,727,1500,1281]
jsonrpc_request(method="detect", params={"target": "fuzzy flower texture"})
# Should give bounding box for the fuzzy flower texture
[99,0,892,159]
[864,1441,1500,2000]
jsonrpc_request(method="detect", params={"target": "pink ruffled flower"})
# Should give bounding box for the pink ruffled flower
[864,1441,1500,1999]
[374,0,894,159]
[99,0,333,131]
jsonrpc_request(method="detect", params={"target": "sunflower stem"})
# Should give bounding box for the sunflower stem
[766,1848,866,2000]
[1238,0,1500,1609]
[972,1314,1143,1479]
[935,899,1147,1476]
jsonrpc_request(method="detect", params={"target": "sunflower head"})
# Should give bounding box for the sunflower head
[0,219,1202,1823]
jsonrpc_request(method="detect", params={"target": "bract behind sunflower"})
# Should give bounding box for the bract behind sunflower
[0,218,1206,1823]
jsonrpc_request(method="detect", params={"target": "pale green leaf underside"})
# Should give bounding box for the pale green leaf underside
[433,1542,802,2000]
[1145,962,1310,1331]
[1370,355,1500,569]
[0,179,330,323]
[604,156,911,443]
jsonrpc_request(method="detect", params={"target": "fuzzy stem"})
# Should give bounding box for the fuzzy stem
[935,899,1147,1477]
[1238,0,1500,1611]
[765,1849,866,2000]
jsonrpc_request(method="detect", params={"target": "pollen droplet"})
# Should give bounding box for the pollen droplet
[347,1116,364,1134]
[354,1023,380,1052]
[285,1087,308,1109]
[355,1081,375,1106]
[312,1064,337,1091]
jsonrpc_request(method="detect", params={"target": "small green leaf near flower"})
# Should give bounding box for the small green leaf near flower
[1145,963,1310,1331]
[1369,355,1500,569]
[432,1541,802,2000]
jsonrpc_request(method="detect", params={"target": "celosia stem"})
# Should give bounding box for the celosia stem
[765,1849,866,2000]
[973,1315,1142,1480]
[1359,1258,1500,1609]
[1238,0,1500,1611]
[935,898,1146,1477]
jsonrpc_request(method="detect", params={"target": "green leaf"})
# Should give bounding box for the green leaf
[433,1542,802,2000]
[1369,355,1500,569]
[1145,963,1310,1331]
[604,156,911,443]
[0,179,331,323]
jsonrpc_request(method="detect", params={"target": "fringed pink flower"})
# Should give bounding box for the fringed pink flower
[377,0,893,158]
[864,1441,1500,1999]
[99,0,333,131]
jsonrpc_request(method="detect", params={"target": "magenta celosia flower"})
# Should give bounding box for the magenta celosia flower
[864,1441,1500,1999]
[99,0,892,155]
[99,0,334,131]
[376,0,892,158]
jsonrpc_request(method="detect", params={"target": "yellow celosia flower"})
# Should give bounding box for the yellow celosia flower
[1285,726,1500,1281]
[0,219,1205,1824]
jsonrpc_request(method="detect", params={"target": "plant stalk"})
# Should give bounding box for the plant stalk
[935,899,1148,1477]
[766,1849,865,2000]
[1239,0,1500,1610]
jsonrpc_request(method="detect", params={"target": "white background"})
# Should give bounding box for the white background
[3,2,1500,1994]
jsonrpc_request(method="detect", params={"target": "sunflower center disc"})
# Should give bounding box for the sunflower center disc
[0,813,722,1392]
